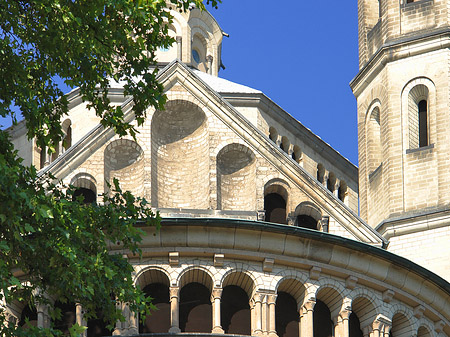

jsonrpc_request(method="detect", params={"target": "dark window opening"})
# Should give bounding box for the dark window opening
[140,283,170,333]
[19,303,38,329]
[280,142,284,151]
[418,100,428,147]
[87,310,112,337]
[313,300,333,337]
[338,184,347,202]
[53,301,76,336]
[349,312,364,337]
[40,147,46,169]
[221,285,251,335]
[179,283,211,333]
[73,188,96,204]
[275,292,299,337]
[264,193,286,224]
[296,215,317,230]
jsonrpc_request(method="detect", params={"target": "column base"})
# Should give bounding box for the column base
[269,332,278,337]
[212,327,225,334]
[169,327,181,333]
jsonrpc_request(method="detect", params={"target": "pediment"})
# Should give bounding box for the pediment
[41,60,385,247]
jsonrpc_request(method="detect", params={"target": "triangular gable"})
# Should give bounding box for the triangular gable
[41,60,385,247]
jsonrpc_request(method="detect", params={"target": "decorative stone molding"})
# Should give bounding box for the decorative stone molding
[413,305,425,319]
[214,253,224,267]
[345,276,358,289]
[309,266,321,280]
[169,251,179,266]
[263,258,274,272]
[382,289,395,303]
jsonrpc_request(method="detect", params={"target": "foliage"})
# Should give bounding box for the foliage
[0,0,220,336]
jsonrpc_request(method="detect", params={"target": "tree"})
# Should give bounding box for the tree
[0,0,220,336]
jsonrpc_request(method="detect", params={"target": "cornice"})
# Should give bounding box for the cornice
[350,27,450,97]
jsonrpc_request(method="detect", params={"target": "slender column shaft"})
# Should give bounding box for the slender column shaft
[211,288,224,333]
[268,294,277,337]
[302,300,315,337]
[253,293,263,335]
[169,287,181,333]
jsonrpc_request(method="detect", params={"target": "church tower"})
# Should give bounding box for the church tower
[351,0,450,279]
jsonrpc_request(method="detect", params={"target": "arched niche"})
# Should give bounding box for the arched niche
[217,143,256,211]
[62,119,72,152]
[292,145,302,163]
[317,164,325,184]
[294,201,322,230]
[269,127,278,143]
[151,100,209,209]
[313,299,333,337]
[104,139,144,197]
[327,172,336,193]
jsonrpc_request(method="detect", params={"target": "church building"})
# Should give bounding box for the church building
[5,0,450,336]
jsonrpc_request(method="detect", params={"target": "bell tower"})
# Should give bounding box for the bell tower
[154,4,223,76]
[351,0,450,279]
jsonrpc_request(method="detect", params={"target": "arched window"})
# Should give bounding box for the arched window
[367,104,382,174]
[53,301,76,335]
[19,303,37,329]
[264,193,287,224]
[73,188,96,204]
[221,285,250,335]
[418,100,428,147]
[294,201,322,230]
[349,312,364,337]
[179,283,212,332]
[275,292,299,337]
[86,310,112,337]
[139,283,170,333]
[408,84,429,149]
[313,300,333,337]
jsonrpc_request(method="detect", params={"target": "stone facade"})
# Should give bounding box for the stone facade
[5,2,450,337]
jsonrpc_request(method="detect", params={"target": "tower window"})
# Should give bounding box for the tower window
[418,100,428,147]
[407,84,429,150]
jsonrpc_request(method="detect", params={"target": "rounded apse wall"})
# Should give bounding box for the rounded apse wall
[151,100,209,209]
[217,143,256,211]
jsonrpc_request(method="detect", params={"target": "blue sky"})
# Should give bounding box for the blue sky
[1,1,360,165]
[212,2,360,165]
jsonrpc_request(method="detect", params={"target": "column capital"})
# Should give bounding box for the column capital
[176,36,182,43]
[267,294,277,305]
[303,300,316,312]
[212,288,223,299]
[339,309,352,320]
[169,286,179,299]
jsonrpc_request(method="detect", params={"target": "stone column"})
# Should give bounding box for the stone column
[169,286,181,333]
[268,294,278,337]
[176,36,182,60]
[206,55,213,75]
[36,303,48,329]
[339,310,351,337]
[75,303,87,337]
[253,293,263,335]
[372,319,381,337]
[262,294,268,334]
[211,288,224,334]
[300,300,315,337]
